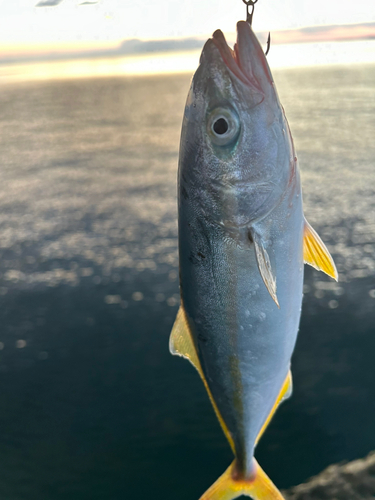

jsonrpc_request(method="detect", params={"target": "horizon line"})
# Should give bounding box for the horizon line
[0,21,375,66]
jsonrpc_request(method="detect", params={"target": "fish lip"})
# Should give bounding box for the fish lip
[235,21,273,87]
[210,29,252,88]
[211,23,265,94]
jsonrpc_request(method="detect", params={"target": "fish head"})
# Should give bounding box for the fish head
[180,21,296,230]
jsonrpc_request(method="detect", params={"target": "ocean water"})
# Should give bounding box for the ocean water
[0,64,374,499]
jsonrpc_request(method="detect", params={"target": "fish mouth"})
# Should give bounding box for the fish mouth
[210,21,273,95]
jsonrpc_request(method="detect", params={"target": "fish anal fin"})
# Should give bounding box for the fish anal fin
[255,370,292,446]
[169,305,236,453]
[251,230,279,308]
[304,218,338,281]
[199,459,285,500]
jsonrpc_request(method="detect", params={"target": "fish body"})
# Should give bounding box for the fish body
[170,21,336,500]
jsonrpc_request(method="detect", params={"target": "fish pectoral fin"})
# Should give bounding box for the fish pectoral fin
[303,218,338,281]
[255,370,292,446]
[199,459,285,500]
[169,305,236,454]
[250,230,279,308]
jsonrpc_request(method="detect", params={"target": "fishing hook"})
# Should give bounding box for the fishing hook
[242,0,271,56]
[242,0,258,27]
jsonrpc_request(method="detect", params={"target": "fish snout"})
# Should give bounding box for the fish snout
[235,21,273,92]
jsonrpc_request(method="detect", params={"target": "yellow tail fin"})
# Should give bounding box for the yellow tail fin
[199,460,285,500]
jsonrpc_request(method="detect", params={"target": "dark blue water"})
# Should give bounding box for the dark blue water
[0,65,374,499]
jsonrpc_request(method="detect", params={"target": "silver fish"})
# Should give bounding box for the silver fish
[170,21,337,500]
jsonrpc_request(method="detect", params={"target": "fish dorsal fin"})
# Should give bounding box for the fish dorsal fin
[170,305,236,453]
[169,305,202,374]
[250,230,279,308]
[303,218,338,281]
[255,370,292,446]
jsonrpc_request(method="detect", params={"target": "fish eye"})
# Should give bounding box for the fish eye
[213,118,228,135]
[207,108,240,146]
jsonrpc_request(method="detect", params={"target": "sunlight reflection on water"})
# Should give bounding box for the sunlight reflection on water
[0,65,374,292]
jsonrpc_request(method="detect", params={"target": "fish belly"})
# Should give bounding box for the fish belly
[179,190,304,476]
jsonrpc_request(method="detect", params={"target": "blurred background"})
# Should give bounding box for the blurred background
[0,0,374,499]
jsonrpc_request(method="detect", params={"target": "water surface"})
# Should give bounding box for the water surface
[0,64,374,499]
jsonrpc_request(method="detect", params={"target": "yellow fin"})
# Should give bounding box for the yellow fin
[304,219,338,281]
[169,305,235,453]
[169,305,201,373]
[255,370,292,446]
[199,459,285,500]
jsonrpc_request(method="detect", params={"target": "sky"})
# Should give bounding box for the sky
[0,0,374,54]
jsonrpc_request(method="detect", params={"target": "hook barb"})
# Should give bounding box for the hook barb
[265,32,271,55]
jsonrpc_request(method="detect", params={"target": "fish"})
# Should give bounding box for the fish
[170,20,337,500]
